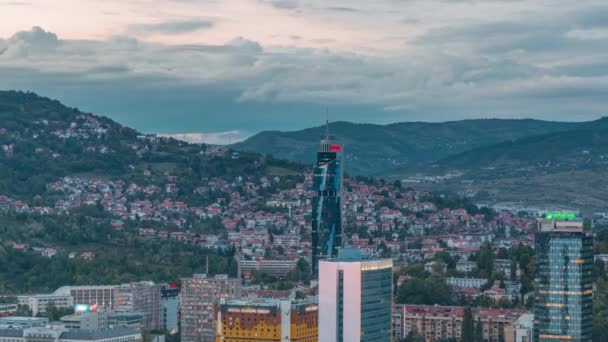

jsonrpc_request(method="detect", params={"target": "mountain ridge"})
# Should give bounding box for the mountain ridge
[233,118,587,176]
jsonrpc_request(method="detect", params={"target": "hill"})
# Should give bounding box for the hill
[405,118,608,210]
[0,90,306,292]
[232,119,580,176]
[0,90,305,201]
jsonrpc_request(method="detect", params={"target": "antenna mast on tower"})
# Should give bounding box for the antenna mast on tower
[326,108,330,138]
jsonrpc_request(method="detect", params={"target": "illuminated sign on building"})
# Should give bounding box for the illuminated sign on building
[74,304,98,313]
[545,213,577,220]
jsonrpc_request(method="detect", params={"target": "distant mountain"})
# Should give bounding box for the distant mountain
[433,117,608,174]
[233,119,581,176]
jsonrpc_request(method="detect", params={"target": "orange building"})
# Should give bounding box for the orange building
[215,298,318,342]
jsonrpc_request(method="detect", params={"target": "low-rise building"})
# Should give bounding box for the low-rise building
[393,304,527,342]
[445,277,487,289]
[214,298,318,342]
[456,261,477,273]
[17,294,74,316]
[0,327,142,342]
[60,312,108,331]
[0,317,48,329]
[240,259,297,278]
[504,313,533,342]
[53,286,116,309]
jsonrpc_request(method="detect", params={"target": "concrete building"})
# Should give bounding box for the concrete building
[393,304,527,342]
[0,327,141,342]
[17,295,74,316]
[504,313,533,342]
[107,312,143,330]
[114,282,161,330]
[319,249,392,342]
[0,317,48,329]
[60,312,108,331]
[181,274,241,342]
[214,298,318,341]
[160,285,179,333]
[240,259,298,278]
[534,218,593,342]
[53,286,116,309]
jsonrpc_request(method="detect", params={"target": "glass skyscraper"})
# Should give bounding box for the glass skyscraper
[534,218,593,342]
[311,135,343,278]
[319,249,393,342]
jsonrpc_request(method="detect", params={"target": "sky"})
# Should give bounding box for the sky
[1,0,608,143]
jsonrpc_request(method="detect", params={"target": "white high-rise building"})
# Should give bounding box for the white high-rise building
[319,249,393,342]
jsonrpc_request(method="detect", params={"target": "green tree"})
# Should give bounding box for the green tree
[461,307,474,342]
[474,318,483,342]
[476,242,494,278]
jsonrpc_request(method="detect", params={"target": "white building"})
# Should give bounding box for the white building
[53,286,116,309]
[60,312,108,331]
[18,294,74,316]
[319,249,393,342]
[445,277,487,289]
[0,327,141,342]
[504,313,533,342]
[456,261,477,273]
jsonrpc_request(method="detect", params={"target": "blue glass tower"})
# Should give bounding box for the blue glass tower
[311,133,343,278]
[534,218,593,342]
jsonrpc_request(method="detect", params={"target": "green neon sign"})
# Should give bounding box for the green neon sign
[545,213,577,220]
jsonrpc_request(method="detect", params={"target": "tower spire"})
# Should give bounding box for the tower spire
[325,108,330,140]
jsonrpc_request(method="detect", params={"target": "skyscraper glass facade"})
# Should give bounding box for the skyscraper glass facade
[312,140,343,277]
[360,267,393,342]
[534,222,593,342]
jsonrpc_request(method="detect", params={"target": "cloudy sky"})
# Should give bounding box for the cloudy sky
[1,0,608,143]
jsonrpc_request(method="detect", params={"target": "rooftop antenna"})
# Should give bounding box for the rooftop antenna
[325,108,330,140]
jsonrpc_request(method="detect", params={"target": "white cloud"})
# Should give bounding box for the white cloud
[159,131,248,145]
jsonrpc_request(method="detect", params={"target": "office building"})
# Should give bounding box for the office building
[319,249,392,342]
[114,282,161,330]
[160,285,179,333]
[60,312,108,331]
[17,295,73,316]
[53,286,116,309]
[311,130,343,278]
[534,218,593,342]
[181,274,241,342]
[214,298,318,341]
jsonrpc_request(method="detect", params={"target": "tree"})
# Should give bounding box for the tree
[397,275,453,305]
[15,304,32,317]
[461,307,474,342]
[474,318,483,342]
[476,242,494,278]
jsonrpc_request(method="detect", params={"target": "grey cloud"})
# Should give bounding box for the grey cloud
[2,0,608,136]
[326,6,360,13]
[9,26,59,48]
[88,64,131,74]
[129,19,215,34]
[268,0,299,10]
